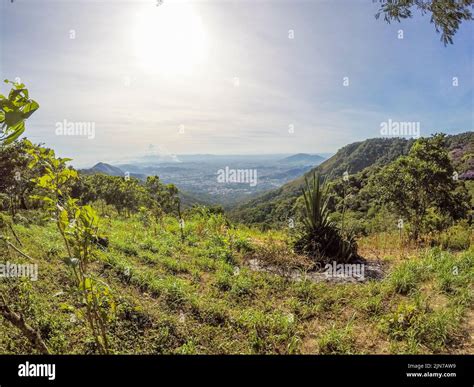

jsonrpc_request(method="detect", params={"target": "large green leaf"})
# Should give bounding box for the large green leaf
[1,121,25,144]
[0,80,39,145]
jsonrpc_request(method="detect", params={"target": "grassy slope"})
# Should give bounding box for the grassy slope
[0,211,472,354]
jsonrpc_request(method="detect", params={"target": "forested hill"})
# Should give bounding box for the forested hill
[230,133,473,226]
[447,132,474,179]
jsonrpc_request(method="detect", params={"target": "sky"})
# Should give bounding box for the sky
[0,0,472,167]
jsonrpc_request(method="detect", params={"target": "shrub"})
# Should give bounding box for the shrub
[293,173,359,264]
[438,221,471,251]
[234,237,254,253]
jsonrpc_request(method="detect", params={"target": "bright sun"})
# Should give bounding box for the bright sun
[133,2,209,77]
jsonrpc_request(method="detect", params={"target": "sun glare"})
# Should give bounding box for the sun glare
[133,2,209,77]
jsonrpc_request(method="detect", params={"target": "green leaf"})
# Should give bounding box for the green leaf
[22,100,39,119]
[2,121,25,144]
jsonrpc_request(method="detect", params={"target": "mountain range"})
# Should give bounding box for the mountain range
[79,133,473,219]
[79,153,329,207]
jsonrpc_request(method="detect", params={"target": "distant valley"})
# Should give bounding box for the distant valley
[81,153,328,207]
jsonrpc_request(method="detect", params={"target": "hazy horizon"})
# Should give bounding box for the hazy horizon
[77,131,469,169]
[1,0,472,166]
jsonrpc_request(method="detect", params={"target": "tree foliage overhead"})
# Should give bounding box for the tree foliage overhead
[374,0,474,45]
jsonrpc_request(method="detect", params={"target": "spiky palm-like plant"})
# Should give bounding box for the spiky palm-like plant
[294,173,358,264]
[301,173,332,232]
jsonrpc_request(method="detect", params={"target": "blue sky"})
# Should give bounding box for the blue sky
[1,0,472,167]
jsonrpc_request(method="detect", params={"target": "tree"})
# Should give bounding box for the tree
[0,81,114,354]
[374,0,473,45]
[374,134,471,240]
[0,139,42,214]
[0,80,41,212]
[145,176,178,213]
[28,144,114,354]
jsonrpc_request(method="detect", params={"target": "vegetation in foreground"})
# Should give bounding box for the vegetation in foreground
[0,210,473,354]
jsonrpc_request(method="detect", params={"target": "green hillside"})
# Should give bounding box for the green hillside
[231,133,473,227]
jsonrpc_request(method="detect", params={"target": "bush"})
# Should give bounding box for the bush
[293,173,359,264]
[234,237,254,253]
[438,221,471,251]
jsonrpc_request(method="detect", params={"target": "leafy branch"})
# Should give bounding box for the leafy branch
[0,80,39,144]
